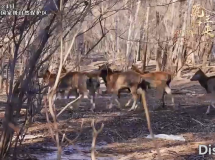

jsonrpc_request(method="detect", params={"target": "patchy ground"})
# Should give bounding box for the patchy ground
[2,70,215,160]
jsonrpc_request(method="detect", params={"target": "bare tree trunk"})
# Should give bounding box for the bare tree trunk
[125,2,133,70]
[142,6,150,72]
[161,41,168,71]
[115,15,119,62]
[155,11,161,71]
[137,22,144,62]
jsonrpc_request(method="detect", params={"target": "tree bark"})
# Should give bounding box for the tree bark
[142,7,150,72]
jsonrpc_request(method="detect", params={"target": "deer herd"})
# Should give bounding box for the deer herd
[41,63,215,115]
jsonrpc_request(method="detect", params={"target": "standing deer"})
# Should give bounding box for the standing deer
[190,68,215,114]
[57,71,100,112]
[130,64,175,110]
[98,64,165,111]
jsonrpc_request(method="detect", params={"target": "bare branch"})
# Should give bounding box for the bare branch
[91,119,104,160]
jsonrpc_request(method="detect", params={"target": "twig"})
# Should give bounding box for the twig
[56,95,82,117]
[61,133,65,144]
[59,119,84,145]
[191,118,205,126]
[91,119,104,160]
[58,119,89,158]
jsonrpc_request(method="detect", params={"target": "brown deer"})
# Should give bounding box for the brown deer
[42,66,67,87]
[98,64,130,96]
[131,64,175,110]
[190,68,215,115]
[97,64,165,111]
[56,70,101,112]
[98,63,149,109]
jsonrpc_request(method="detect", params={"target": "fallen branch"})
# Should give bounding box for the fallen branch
[91,119,104,160]
[56,95,82,117]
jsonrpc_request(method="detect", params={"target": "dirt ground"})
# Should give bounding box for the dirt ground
[2,70,215,160]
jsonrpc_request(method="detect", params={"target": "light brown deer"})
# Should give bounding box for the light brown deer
[98,64,165,111]
[130,64,175,110]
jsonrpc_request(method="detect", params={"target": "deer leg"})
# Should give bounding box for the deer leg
[206,105,211,115]
[117,90,121,99]
[128,87,139,111]
[67,89,76,99]
[108,96,113,109]
[90,93,96,112]
[56,90,64,99]
[65,89,79,110]
[83,90,89,99]
[164,85,175,108]
[211,101,215,108]
[125,94,141,107]
[206,101,215,115]
[115,97,121,108]
[108,93,121,109]
[119,89,133,108]
[88,88,96,112]
[125,98,133,107]
[161,90,165,108]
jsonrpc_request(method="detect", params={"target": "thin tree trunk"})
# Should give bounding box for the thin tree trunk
[137,22,144,62]
[142,7,150,72]
[125,2,133,70]
[155,11,161,71]
[129,0,141,64]
[115,15,119,62]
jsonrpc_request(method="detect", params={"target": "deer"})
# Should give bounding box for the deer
[41,66,68,99]
[97,64,149,108]
[97,64,164,111]
[130,64,175,111]
[39,66,68,111]
[98,64,130,96]
[190,68,215,115]
[56,70,101,112]
[42,66,67,87]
